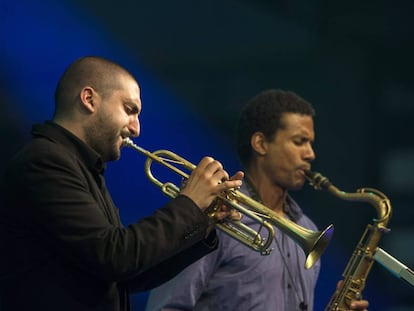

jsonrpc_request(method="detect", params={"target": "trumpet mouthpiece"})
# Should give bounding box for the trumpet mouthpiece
[122,137,134,147]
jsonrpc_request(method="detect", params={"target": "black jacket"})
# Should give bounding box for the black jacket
[0,121,217,311]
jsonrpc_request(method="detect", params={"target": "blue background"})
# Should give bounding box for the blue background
[1,0,413,309]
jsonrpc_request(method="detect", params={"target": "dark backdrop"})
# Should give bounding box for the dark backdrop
[1,0,413,309]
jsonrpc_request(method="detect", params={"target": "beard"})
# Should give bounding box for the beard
[85,113,122,162]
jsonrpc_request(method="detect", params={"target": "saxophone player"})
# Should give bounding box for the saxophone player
[146,89,369,311]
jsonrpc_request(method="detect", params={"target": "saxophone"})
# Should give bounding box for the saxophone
[304,170,392,311]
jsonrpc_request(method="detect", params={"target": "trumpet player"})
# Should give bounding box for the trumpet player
[0,56,243,311]
[146,89,369,311]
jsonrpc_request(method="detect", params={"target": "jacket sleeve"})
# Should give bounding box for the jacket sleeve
[145,246,220,311]
[126,229,218,292]
[3,141,217,282]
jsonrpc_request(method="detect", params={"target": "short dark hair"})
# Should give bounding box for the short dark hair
[54,56,134,115]
[236,89,315,168]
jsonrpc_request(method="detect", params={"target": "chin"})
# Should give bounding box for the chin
[291,179,305,191]
[290,185,303,191]
[111,150,122,161]
[104,148,121,162]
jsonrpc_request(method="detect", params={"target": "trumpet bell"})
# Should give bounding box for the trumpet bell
[229,189,334,269]
[302,224,334,269]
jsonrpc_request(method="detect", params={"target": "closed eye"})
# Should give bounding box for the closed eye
[124,103,140,115]
[293,137,313,146]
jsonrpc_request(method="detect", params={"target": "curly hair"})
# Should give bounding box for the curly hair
[236,89,315,168]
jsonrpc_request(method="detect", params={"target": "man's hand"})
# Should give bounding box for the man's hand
[208,171,244,221]
[336,280,369,311]
[350,299,369,311]
[180,157,243,211]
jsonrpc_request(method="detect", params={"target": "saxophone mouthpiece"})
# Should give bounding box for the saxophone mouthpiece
[304,170,332,191]
[304,170,315,180]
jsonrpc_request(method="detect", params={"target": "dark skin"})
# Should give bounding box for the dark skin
[246,112,369,310]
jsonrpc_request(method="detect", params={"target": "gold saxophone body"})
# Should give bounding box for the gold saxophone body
[304,170,392,311]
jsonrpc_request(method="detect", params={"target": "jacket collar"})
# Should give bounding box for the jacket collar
[31,121,105,175]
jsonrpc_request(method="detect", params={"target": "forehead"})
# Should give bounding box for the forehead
[112,75,141,106]
[278,113,314,136]
[117,74,140,93]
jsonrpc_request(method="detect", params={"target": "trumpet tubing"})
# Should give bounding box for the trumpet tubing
[123,138,333,269]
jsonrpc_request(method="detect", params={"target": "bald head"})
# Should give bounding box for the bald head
[53,56,135,118]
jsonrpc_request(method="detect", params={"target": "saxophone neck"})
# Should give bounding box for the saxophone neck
[305,170,392,227]
[357,187,392,228]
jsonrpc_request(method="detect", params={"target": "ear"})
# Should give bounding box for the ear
[79,86,97,113]
[250,132,267,156]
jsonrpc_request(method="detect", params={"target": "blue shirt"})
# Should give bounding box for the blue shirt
[146,186,321,311]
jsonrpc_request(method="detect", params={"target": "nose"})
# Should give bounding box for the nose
[304,143,315,162]
[128,116,140,137]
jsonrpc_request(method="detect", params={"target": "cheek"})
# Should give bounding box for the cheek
[111,111,128,129]
[286,145,302,162]
[275,146,296,163]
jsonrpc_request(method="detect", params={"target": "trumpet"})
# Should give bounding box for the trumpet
[122,138,334,269]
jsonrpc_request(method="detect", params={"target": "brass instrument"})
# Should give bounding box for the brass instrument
[305,170,392,310]
[123,138,334,269]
